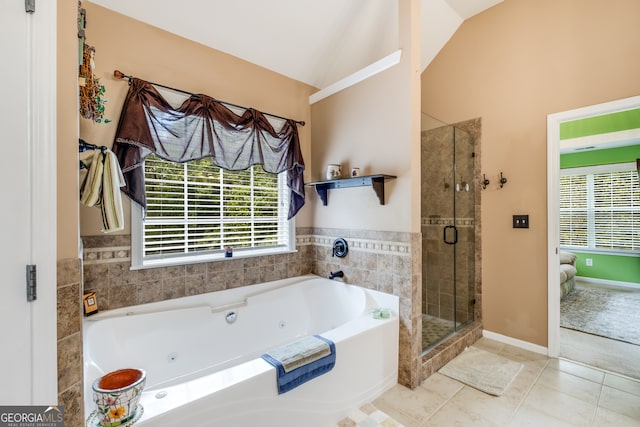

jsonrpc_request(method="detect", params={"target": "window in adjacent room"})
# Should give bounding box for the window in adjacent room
[560,162,640,253]
[131,154,293,268]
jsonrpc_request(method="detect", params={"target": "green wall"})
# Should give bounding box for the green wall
[560,144,640,284]
[571,252,640,284]
[560,144,640,168]
[560,108,640,140]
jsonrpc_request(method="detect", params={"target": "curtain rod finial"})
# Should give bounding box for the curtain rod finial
[114,70,125,79]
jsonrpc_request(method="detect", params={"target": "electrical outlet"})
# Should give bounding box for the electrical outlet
[586,258,593,266]
[513,215,529,229]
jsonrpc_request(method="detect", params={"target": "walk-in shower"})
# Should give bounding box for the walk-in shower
[421,116,476,351]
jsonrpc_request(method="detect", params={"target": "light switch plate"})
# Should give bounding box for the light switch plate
[513,215,529,229]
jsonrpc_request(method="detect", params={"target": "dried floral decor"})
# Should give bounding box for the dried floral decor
[78,1,110,124]
[79,44,110,124]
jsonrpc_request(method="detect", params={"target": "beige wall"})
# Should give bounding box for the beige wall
[57,0,80,260]
[309,0,421,233]
[304,0,426,387]
[78,2,315,236]
[421,0,640,345]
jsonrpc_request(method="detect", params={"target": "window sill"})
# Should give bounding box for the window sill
[130,248,298,271]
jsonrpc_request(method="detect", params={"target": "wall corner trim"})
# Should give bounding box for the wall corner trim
[482,330,549,356]
[309,49,402,104]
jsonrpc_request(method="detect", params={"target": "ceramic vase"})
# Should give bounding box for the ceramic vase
[92,368,146,426]
[326,164,341,180]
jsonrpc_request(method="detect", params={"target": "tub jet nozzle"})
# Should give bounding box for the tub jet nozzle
[226,311,237,324]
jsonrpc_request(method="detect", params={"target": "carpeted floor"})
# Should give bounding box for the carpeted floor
[560,287,640,346]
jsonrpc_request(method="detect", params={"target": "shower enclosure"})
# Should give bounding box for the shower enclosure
[421,118,476,350]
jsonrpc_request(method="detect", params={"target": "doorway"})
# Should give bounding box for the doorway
[547,96,640,378]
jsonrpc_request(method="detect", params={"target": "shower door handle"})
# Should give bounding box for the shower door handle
[443,225,458,245]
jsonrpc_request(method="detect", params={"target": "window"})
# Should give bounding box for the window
[560,162,640,253]
[132,154,293,268]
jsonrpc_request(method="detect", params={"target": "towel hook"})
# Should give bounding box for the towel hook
[499,172,507,188]
[481,174,490,190]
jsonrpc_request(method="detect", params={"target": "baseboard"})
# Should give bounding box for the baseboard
[576,276,640,291]
[482,330,548,355]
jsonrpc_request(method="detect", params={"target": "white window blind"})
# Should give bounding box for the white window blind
[140,154,291,262]
[560,163,640,252]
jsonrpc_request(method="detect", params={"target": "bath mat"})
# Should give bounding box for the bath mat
[438,347,523,396]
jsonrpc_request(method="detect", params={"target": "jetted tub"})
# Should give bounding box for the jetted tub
[83,274,399,426]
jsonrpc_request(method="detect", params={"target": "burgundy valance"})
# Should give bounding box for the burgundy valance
[112,78,305,219]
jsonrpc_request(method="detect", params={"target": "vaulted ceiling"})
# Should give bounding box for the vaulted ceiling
[89,0,503,89]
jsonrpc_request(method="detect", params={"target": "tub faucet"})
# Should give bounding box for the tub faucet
[329,270,344,280]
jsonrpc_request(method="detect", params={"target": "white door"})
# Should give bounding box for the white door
[0,1,57,403]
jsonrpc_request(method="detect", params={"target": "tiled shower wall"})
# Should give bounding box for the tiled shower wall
[421,217,475,324]
[81,227,424,388]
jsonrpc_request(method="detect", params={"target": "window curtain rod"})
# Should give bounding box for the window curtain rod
[112,70,305,126]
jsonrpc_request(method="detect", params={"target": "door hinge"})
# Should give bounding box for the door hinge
[25,0,35,13]
[26,264,37,302]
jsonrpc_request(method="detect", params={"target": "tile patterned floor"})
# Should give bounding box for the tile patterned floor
[337,403,404,427]
[338,337,640,427]
[560,327,640,379]
[422,315,458,349]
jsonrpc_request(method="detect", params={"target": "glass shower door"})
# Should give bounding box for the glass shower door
[421,124,475,351]
[421,125,456,349]
[453,127,476,330]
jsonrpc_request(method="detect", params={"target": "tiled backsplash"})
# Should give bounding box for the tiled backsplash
[83,246,130,265]
[82,236,313,311]
[81,230,414,310]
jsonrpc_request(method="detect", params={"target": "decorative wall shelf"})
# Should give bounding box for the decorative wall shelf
[305,174,397,206]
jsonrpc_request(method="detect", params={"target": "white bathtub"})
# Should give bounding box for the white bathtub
[83,274,399,426]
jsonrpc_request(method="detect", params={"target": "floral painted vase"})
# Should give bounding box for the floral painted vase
[92,368,146,426]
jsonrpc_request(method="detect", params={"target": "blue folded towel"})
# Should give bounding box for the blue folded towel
[261,335,336,394]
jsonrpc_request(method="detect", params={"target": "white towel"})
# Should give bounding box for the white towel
[80,150,103,207]
[264,335,332,373]
[80,149,126,233]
